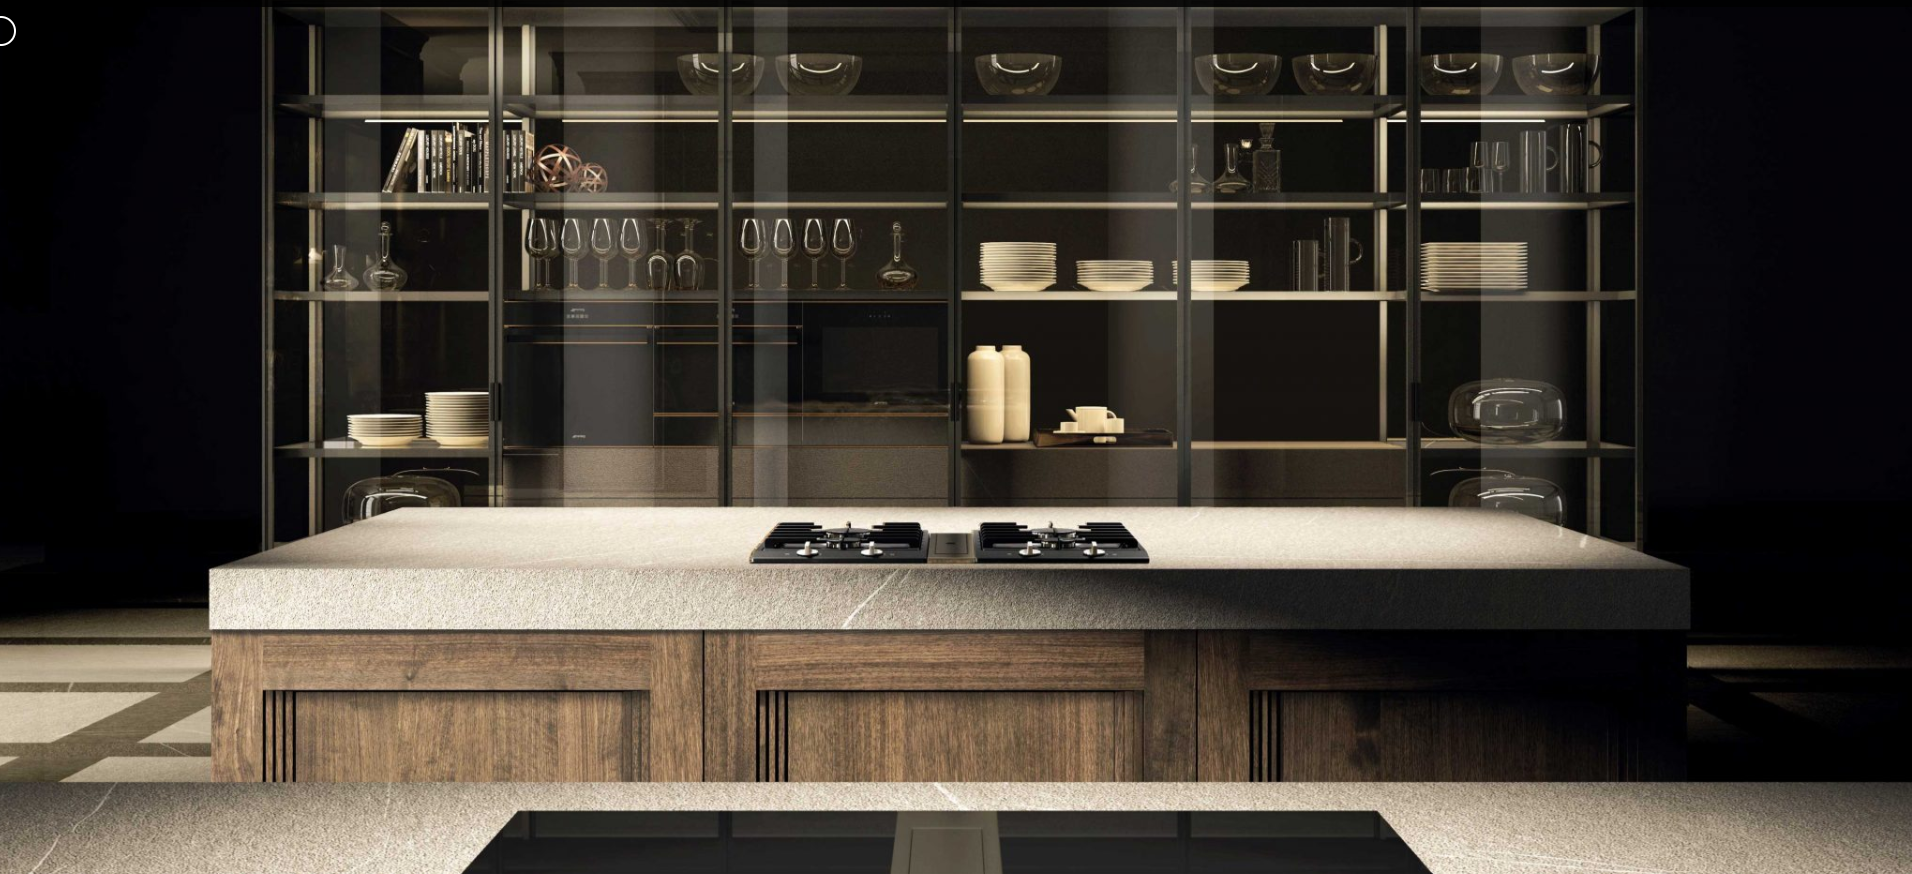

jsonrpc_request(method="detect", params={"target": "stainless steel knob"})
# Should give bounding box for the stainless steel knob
[796,540,819,557]
[1082,541,1106,557]
[860,542,885,557]
[1017,541,1042,557]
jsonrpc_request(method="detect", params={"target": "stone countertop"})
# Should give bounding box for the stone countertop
[210,507,1687,631]
[1,782,1904,874]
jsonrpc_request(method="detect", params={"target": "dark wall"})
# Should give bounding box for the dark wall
[0,8,1904,629]
[0,7,261,604]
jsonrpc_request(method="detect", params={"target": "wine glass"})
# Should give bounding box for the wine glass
[739,218,766,291]
[590,218,614,289]
[646,217,673,291]
[1468,140,1490,193]
[619,218,643,290]
[525,217,557,292]
[802,218,825,290]
[1488,141,1511,194]
[772,218,796,291]
[831,218,857,290]
[559,218,584,290]
[675,217,704,292]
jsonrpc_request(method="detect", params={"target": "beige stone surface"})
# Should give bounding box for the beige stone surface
[0,782,1904,874]
[211,507,1687,631]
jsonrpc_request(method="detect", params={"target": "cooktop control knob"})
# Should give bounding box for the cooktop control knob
[860,542,885,557]
[1082,541,1106,557]
[796,540,819,557]
[1017,541,1042,557]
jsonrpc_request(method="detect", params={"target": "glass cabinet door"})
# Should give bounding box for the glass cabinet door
[267,7,498,542]
[729,7,954,507]
[958,7,1182,506]
[1188,6,1410,507]
[496,7,724,507]
[1409,7,1639,540]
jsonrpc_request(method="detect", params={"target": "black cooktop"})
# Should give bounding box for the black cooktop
[749,522,928,564]
[975,522,1149,563]
[466,811,1430,874]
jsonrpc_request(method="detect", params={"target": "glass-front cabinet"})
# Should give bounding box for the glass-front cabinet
[265,6,1642,543]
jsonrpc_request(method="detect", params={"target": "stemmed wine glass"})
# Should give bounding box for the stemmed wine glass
[1468,140,1490,194]
[645,218,673,291]
[619,218,643,290]
[802,218,826,290]
[590,218,614,289]
[831,219,857,290]
[559,218,585,290]
[739,218,766,291]
[524,217,556,292]
[772,218,796,291]
[675,218,704,292]
[1488,141,1511,195]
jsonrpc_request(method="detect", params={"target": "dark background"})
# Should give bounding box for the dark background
[1,8,1905,633]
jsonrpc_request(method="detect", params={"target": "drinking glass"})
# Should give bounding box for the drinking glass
[590,218,614,289]
[772,218,796,290]
[830,218,857,290]
[1489,142,1512,194]
[619,218,643,289]
[1418,168,1441,195]
[802,218,826,289]
[525,217,557,292]
[559,218,584,290]
[1464,166,1483,194]
[739,218,766,290]
[1290,240,1322,291]
[1442,168,1467,194]
[1469,141,1490,192]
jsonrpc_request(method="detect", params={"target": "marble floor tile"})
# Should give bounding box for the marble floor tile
[141,707,211,744]
[0,693,156,743]
[0,608,210,639]
[61,756,210,782]
[0,645,210,682]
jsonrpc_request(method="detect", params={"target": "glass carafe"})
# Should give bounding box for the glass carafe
[876,221,919,290]
[674,218,703,292]
[645,218,673,291]
[1214,140,1250,194]
[322,244,359,291]
[1170,142,1209,194]
[361,221,408,291]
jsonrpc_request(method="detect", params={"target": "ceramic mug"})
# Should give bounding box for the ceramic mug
[1104,417,1126,434]
[1057,421,1081,433]
[1068,406,1116,433]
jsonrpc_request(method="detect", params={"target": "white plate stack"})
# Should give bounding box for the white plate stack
[1171,260,1251,292]
[347,413,423,448]
[980,242,1057,292]
[1075,260,1154,292]
[1420,242,1529,291]
[426,391,490,447]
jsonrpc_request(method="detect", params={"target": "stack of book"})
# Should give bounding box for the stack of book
[382,124,511,194]
[501,128,535,193]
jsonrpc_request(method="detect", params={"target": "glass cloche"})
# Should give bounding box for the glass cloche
[1447,378,1566,444]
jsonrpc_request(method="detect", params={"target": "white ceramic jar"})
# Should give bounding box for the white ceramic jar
[1000,344,1031,442]
[965,345,1005,444]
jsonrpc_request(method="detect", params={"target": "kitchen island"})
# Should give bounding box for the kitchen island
[210,507,1687,783]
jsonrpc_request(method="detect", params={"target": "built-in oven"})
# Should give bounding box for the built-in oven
[733,300,949,413]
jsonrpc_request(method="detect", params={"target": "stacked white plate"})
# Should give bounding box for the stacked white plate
[1421,242,1529,291]
[1075,260,1155,292]
[347,413,422,448]
[980,242,1057,292]
[425,391,490,447]
[1171,259,1251,292]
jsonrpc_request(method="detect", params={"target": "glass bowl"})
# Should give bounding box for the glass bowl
[1194,53,1280,96]
[1419,53,1503,96]
[342,472,462,525]
[1447,471,1566,526]
[1447,378,1567,444]
[974,53,1063,96]
[774,53,863,97]
[1511,53,1600,96]
[676,53,764,97]
[1291,53,1376,96]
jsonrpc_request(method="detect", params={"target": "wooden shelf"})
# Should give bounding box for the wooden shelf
[274,291,489,302]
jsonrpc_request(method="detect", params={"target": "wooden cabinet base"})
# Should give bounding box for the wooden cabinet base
[212,629,1681,782]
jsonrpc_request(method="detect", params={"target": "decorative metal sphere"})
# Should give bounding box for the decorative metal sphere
[533,144,583,192]
[576,162,609,193]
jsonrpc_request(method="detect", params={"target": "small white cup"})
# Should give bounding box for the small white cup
[1104,417,1125,434]
[1057,421,1080,433]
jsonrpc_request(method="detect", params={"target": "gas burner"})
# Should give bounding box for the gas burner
[975,522,1149,563]
[751,521,927,564]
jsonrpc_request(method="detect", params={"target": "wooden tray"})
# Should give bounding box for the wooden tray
[1033,428,1175,448]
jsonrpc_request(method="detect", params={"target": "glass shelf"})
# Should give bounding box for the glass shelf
[277,94,492,120]
[274,290,490,302]
[275,442,491,459]
[276,193,491,210]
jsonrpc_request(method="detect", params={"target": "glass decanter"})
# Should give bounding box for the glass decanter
[674,217,704,292]
[645,217,673,291]
[322,244,359,291]
[1251,123,1282,193]
[360,222,408,291]
[875,221,919,290]
[1169,142,1209,194]
[1214,140,1250,194]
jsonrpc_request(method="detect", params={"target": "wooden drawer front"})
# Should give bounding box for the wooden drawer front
[278,691,643,782]
[1276,692,1624,782]
[771,691,1140,782]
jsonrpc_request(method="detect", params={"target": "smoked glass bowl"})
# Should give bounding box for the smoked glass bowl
[1447,378,1566,444]
[1292,53,1376,96]
[1419,53,1503,96]
[676,53,764,97]
[1194,53,1280,96]
[974,53,1063,96]
[341,472,462,526]
[1447,471,1566,526]
[1511,53,1601,96]
[774,53,863,96]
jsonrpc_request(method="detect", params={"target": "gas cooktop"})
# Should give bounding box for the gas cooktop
[748,520,1148,564]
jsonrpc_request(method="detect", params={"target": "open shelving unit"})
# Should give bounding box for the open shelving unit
[265,5,1642,545]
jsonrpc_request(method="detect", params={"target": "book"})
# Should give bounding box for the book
[382,128,419,194]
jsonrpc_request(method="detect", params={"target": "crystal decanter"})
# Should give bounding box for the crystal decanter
[876,221,919,290]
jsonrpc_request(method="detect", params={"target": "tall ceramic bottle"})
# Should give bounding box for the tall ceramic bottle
[1001,345,1030,442]
[965,345,1005,444]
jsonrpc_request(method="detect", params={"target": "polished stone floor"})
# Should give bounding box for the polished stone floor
[0,609,211,782]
